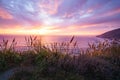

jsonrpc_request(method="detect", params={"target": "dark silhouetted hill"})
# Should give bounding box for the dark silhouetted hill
[97,28,120,39]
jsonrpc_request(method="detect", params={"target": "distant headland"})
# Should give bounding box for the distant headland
[97,28,120,39]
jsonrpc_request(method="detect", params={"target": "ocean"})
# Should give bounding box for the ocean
[0,35,104,51]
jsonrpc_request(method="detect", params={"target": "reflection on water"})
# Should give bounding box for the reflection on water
[0,35,104,51]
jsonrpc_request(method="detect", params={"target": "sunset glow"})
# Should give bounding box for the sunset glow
[0,0,120,35]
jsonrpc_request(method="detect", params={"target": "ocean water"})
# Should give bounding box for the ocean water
[0,35,104,51]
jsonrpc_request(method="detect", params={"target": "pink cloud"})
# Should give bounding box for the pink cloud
[0,7,13,19]
[39,0,62,15]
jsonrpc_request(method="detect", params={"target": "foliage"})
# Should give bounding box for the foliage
[0,39,22,72]
[0,36,120,80]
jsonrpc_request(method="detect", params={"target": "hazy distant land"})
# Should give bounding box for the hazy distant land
[97,28,120,39]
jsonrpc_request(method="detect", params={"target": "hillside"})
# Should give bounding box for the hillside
[97,28,120,39]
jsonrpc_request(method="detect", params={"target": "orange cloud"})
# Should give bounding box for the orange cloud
[0,8,13,19]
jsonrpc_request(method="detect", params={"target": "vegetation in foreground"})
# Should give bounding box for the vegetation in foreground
[0,36,120,80]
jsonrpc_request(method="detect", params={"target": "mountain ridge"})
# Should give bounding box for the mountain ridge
[97,28,120,39]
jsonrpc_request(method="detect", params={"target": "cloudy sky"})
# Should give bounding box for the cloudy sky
[0,0,120,35]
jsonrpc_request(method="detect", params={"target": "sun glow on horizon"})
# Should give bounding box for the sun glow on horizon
[0,26,103,36]
[0,26,60,35]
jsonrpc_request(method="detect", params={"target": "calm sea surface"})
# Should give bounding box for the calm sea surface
[0,35,104,51]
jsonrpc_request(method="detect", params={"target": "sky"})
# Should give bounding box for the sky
[0,0,120,35]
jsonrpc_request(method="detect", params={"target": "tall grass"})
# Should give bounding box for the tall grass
[0,38,22,72]
[0,36,120,80]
